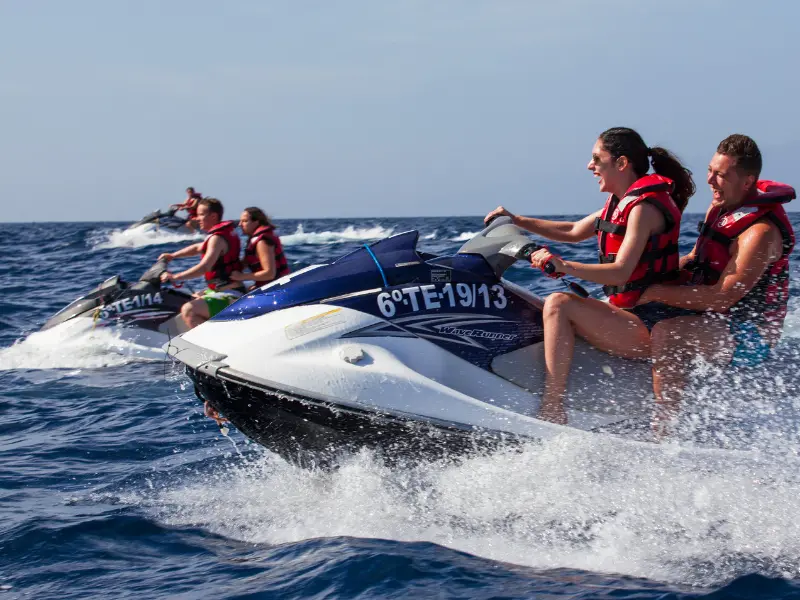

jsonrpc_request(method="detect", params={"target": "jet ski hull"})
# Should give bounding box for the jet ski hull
[128,209,191,233]
[167,223,656,464]
[43,261,192,349]
[190,365,510,465]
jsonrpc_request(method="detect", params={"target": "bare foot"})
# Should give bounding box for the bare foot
[204,401,228,426]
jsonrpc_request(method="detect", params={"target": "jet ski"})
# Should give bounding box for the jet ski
[43,260,192,347]
[128,208,192,234]
[166,217,655,463]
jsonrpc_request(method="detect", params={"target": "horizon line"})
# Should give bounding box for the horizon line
[2,210,768,225]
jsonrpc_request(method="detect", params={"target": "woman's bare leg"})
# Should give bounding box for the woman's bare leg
[539,293,651,424]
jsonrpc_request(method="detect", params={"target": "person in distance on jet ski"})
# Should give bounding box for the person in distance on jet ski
[170,187,203,231]
[229,207,291,291]
[158,197,245,329]
[635,134,795,431]
[485,127,695,424]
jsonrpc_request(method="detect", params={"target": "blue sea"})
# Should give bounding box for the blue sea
[2,216,800,599]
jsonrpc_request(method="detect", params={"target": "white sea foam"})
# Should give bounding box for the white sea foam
[781,298,800,338]
[451,231,479,242]
[140,434,800,588]
[0,320,162,371]
[93,226,203,250]
[119,288,800,587]
[281,224,395,246]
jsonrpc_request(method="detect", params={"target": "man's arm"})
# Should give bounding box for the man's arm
[169,237,225,282]
[159,242,203,262]
[641,220,782,312]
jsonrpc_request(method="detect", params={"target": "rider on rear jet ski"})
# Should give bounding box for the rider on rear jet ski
[228,207,291,290]
[158,197,245,329]
[170,186,203,231]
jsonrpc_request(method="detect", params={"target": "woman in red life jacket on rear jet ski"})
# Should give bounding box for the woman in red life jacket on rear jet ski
[485,127,696,424]
[229,207,291,290]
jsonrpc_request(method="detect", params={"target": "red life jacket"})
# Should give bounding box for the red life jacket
[243,225,291,282]
[200,221,242,289]
[185,194,202,219]
[594,174,683,308]
[684,180,795,330]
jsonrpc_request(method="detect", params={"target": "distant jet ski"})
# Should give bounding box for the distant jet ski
[42,260,192,347]
[166,217,662,464]
[127,208,192,234]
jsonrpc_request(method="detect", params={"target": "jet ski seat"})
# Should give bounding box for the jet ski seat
[491,340,654,416]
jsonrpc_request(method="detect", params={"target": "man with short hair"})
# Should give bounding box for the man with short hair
[159,197,244,329]
[635,134,795,425]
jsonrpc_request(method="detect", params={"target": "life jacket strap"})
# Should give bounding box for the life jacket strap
[697,221,733,245]
[594,217,626,236]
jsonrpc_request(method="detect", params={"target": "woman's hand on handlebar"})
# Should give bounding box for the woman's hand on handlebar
[530,248,565,275]
[158,252,174,263]
[484,206,515,225]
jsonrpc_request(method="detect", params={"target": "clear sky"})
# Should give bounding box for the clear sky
[1,1,799,222]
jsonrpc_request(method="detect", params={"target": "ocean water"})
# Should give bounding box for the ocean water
[2,216,800,599]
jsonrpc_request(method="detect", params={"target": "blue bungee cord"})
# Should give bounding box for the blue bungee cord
[363,244,389,288]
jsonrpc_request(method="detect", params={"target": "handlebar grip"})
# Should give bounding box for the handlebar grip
[516,243,541,260]
[543,261,556,275]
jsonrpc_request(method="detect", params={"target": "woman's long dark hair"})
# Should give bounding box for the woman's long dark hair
[599,127,695,211]
[244,206,274,229]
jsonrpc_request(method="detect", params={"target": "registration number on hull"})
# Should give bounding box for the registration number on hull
[376,283,506,318]
[100,292,163,319]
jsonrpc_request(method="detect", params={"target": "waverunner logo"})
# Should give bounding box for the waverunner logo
[346,313,518,350]
[100,292,163,319]
[436,325,516,341]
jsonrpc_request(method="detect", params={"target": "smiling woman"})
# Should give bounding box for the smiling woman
[483,127,695,424]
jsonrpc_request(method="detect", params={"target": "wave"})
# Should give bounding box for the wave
[92,226,203,250]
[281,224,395,246]
[0,320,162,371]
[134,434,800,589]
[451,231,479,242]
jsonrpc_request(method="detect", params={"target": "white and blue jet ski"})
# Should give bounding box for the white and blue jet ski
[166,217,657,462]
[43,260,191,347]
